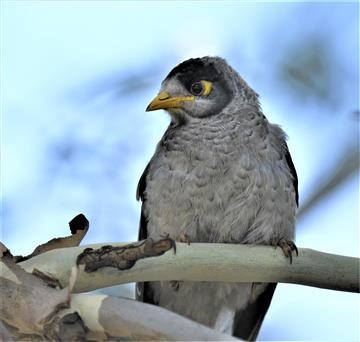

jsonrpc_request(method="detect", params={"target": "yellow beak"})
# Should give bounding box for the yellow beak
[146,91,194,112]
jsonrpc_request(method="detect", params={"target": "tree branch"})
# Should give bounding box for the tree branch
[14,242,359,293]
[0,243,238,341]
[70,293,239,340]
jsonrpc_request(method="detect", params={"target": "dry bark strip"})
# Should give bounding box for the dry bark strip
[1,216,238,340]
[76,237,175,272]
[14,214,89,262]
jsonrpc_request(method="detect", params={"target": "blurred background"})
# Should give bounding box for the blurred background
[1,1,359,340]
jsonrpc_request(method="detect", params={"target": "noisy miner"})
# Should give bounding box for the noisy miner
[136,56,298,340]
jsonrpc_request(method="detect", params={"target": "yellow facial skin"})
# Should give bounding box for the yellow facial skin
[200,80,213,96]
[146,80,213,112]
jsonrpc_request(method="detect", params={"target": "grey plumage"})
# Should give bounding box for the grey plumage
[136,57,298,340]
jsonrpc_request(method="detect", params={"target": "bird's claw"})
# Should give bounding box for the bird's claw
[170,280,180,291]
[168,233,190,292]
[274,238,298,264]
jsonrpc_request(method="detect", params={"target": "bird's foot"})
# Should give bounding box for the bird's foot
[178,233,191,245]
[170,280,180,291]
[274,238,298,264]
[169,234,191,292]
[153,233,176,254]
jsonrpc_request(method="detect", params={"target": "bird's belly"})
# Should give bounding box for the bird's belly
[155,281,257,330]
[143,145,295,334]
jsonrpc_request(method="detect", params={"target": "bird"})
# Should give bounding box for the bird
[136,56,298,340]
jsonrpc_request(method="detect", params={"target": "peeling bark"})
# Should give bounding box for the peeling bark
[2,214,359,341]
[0,243,87,341]
[14,214,89,262]
[76,237,175,272]
[1,241,237,341]
[44,312,88,341]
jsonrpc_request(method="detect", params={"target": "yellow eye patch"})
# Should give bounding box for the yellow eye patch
[201,80,213,96]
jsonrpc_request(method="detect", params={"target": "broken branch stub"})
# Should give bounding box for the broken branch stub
[76,237,175,272]
[14,213,89,262]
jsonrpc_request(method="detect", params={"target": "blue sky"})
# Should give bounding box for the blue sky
[1,1,359,340]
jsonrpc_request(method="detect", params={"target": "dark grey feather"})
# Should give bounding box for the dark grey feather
[136,161,154,303]
[136,161,151,202]
[284,143,299,206]
[233,283,277,341]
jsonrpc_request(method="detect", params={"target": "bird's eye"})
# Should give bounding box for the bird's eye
[190,80,213,97]
[190,82,203,95]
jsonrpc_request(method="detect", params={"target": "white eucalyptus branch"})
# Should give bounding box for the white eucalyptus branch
[70,293,239,340]
[0,243,238,341]
[13,242,359,293]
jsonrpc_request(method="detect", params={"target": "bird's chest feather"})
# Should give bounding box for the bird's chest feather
[144,119,285,243]
[147,146,235,240]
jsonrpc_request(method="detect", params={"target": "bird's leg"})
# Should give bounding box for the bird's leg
[250,282,264,301]
[273,237,298,264]
[250,282,269,303]
[162,232,178,291]
[170,233,191,291]
[170,280,180,291]
[178,233,191,245]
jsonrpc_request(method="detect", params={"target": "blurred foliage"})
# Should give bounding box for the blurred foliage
[298,124,359,219]
[277,35,344,109]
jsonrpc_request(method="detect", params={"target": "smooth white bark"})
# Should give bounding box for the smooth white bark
[14,243,359,293]
[70,293,239,340]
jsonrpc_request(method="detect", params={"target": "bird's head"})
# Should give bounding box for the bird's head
[146,56,259,124]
